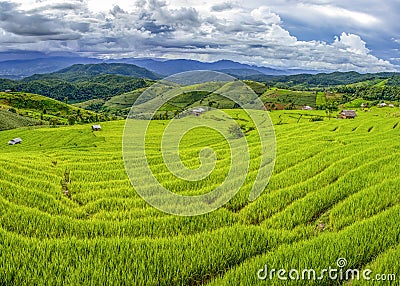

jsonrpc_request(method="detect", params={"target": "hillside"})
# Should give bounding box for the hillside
[0,108,41,131]
[0,56,100,79]
[249,71,400,88]
[101,88,147,115]
[0,108,399,284]
[0,71,154,102]
[81,81,271,116]
[1,66,400,113]
[0,92,109,125]
[260,88,318,109]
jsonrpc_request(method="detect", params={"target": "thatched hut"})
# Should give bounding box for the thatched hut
[340,110,357,119]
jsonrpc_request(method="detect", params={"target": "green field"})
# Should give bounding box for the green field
[0,108,399,285]
[260,88,317,109]
[316,92,327,107]
[0,92,109,125]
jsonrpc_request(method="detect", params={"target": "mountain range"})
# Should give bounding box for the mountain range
[22,63,160,81]
[0,54,315,79]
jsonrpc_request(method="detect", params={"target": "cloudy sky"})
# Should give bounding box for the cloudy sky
[0,0,399,72]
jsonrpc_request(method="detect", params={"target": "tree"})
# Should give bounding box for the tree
[8,107,17,113]
[285,102,295,110]
[228,124,244,139]
[173,109,180,118]
[163,110,169,120]
[68,115,76,125]
[49,117,60,126]
[324,101,339,120]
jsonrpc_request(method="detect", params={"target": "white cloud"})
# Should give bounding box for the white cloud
[250,6,281,25]
[0,0,397,72]
[333,32,370,55]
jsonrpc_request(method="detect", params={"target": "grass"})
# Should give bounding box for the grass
[0,108,42,130]
[316,92,327,107]
[103,88,147,110]
[0,107,399,284]
[260,88,317,108]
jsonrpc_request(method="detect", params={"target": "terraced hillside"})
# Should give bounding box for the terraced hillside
[0,108,399,285]
[0,91,109,125]
[260,88,318,109]
[0,108,41,131]
[79,81,270,116]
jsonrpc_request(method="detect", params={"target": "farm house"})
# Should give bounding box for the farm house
[302,105,313,110]
[192,108,205,116]
[340,110,357,119]
[378,102,387,108]
[8,138,22,145]
[92,124,102,131]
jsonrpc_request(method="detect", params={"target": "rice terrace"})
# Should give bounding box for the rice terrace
[1,68,400,284]
[1,0,400,285]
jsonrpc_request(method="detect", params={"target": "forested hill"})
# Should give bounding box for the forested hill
[0,63,157,102]
[23,63,160,82]
[248,71,400,88]
[1,64,400,105]
[0,91,109,126]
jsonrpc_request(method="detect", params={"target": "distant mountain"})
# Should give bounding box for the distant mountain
[23,63,160,82]
[209,68,266,78]
[0,53,318,79]
[111,58,290,77]
[0,57,101,79]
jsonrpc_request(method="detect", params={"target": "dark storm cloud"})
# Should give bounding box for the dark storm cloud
[68,22,91,33]
[141,21,174,34]
[0,1,15,11]
[46,3,83,10]
[211,2,234,12]
[142,1,201,30]
[0,1,84,39]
